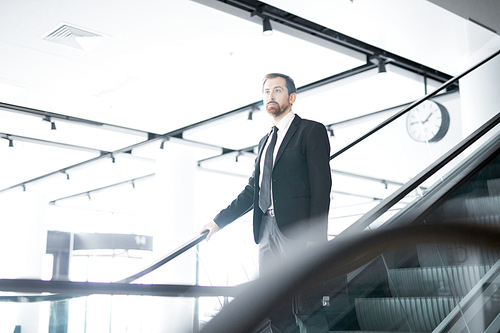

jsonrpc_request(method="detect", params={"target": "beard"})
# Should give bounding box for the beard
[266,101,290,118]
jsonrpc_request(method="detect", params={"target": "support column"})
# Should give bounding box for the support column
[148,141,198,333]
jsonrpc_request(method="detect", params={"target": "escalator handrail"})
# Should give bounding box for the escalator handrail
[115,230,209,283]
[335,109,500,240]
[329,48,500,161]
[0,278,242,302]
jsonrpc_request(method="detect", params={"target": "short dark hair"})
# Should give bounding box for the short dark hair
[262,73,296,95]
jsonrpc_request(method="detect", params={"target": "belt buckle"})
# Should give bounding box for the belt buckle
[268,209,275,217]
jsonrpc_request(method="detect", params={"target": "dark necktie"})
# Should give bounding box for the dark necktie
[259,126,278,213]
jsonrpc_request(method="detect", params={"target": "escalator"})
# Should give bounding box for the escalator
[329,136,500,333]
[320,54,500,332]
[311,82,500,332]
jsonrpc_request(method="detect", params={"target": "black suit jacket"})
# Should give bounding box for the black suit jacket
[214,114,332,244]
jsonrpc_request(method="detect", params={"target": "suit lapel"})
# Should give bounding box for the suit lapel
[274,115,300,168]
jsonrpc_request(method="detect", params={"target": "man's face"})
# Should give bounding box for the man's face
[262,77,296,119]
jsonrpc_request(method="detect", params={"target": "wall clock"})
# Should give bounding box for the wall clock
[406,100,450,143]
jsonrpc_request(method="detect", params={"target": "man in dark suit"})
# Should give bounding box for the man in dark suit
[201,73,332,332]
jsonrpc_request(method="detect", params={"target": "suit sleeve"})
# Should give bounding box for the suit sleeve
[305,123,332,241]
[213,172,255,229]
[213,135,267,229]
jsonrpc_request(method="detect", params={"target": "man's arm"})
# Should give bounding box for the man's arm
[200,173,256,241]
[305,122,332,240]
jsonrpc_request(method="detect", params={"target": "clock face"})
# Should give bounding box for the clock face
[406,100,450,143]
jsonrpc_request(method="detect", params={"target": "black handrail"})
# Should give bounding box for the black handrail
[0,278,242,301]
[116,230,209,283]
[329,49,500,161]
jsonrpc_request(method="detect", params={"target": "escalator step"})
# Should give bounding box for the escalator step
[444,214,500,227]
[429,214,500,265]
[416,242,500,267]
[487,178,500,196]
[433,196,500,220]
[466,196,500,216]
[433,197,468,219]
[354,297,460,332]
[388,265,491,297]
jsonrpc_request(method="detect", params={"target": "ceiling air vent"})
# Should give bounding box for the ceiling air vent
[44,24,106,51]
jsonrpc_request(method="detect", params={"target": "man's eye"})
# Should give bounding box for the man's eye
[276,89,281,93]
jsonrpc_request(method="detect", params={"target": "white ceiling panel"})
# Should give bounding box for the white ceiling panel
[0,0,366,136]
[262,0,500,75]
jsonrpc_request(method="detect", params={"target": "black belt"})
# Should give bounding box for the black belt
[264,208,275,217]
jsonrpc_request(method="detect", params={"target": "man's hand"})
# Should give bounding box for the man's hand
[200,221,219,241]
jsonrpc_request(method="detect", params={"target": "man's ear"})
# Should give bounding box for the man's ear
[289,92,297,104]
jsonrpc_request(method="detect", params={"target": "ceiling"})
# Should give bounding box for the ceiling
[265,0,500,74]
[1,0,499,205]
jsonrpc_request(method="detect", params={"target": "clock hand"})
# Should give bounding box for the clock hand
[422,111,434,124]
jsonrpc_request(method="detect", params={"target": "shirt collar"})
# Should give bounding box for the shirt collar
[273,111,295,132]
